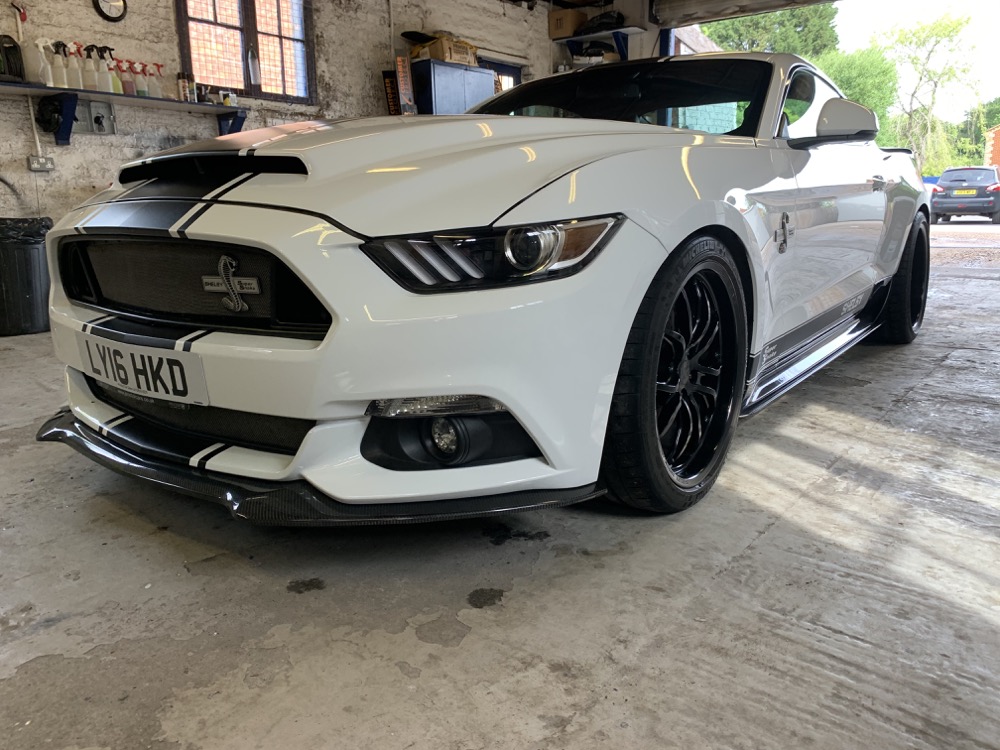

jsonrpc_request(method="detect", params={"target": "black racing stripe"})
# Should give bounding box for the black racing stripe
[104,413,133,430]
[82,200,199,233]
[104,418,219,467]
[211,172,257,199]
[119,177,234,201]
[82,314,114,334]
[197,443,230,470]
[88,317,200,350]
[175,202,214,239]
[181,330,212,352]
[115,178,157,200]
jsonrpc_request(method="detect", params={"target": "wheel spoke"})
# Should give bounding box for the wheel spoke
[691,320,721,361]
[656,381,680,395]
[688,382,718,399]
[658,396,683,440]
[667,397,695,464]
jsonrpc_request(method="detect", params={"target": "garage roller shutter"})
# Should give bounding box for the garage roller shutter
[653,0,833,27]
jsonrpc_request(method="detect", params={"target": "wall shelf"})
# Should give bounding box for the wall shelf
[552,26,646,60]
[0,81,246,137]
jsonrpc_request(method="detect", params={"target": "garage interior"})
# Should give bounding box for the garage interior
[2,1,999,748]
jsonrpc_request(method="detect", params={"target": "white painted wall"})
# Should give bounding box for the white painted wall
[0,0,551,221]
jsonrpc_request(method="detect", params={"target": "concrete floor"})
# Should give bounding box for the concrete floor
[2,221,999,750]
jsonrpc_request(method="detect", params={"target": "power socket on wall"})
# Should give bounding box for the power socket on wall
[28,155,56,172]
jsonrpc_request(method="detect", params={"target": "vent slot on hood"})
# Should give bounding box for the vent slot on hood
[118,155,308,185]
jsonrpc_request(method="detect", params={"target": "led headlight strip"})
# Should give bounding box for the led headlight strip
[360,215,623,292]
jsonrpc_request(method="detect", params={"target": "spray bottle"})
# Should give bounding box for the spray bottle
[23,38,54,86]
[66,43,84,89]
[131,61,148,96]
[100,47,121,93]
[50,41,68,88]
[145,63,163,98]
[94,46,113,92]
[82,44,100,91]
[119,59,135,95]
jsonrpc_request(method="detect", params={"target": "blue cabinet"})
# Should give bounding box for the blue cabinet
[411,59,496,115]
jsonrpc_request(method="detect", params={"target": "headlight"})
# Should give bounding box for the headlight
[360,215,623,292]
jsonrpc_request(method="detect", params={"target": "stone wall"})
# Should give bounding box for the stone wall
[0,0,550,221]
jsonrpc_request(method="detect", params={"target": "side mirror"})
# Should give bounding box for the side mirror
[789,99,879,150]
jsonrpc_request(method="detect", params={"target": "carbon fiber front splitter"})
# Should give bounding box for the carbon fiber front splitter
[36,410,604,526]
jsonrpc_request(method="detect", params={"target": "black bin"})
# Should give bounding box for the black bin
[0,217,54,336]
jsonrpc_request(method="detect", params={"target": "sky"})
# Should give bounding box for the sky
[833,0,999,122]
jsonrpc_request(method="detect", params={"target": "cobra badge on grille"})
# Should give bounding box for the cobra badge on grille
[202,255,261,312]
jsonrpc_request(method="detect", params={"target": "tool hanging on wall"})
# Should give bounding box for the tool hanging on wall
[9,3,26,43]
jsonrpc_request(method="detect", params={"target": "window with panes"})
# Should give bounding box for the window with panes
[176,0,313,102]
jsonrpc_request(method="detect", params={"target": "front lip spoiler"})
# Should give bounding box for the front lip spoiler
[36,410,604,526]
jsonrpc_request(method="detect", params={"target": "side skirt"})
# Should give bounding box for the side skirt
[740,281,890,416]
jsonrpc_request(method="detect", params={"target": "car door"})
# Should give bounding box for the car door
[762,68,887,351]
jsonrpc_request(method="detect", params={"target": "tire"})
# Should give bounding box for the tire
[992,211,1000,225]
[930,213,939,224]
[941,215,951,223]
[601,236,748,513]
[875,213,929,345]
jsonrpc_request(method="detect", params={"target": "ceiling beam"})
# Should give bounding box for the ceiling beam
[654,0,834,28]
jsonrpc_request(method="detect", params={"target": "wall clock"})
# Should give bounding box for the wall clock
[93,0,127,22]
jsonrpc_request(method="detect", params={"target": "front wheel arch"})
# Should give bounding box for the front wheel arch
[601,235,749,513]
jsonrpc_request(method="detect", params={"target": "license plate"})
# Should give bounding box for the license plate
[77,333,210,405]
[953,189,977,196]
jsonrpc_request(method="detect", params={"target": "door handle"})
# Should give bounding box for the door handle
[774,212,794,253]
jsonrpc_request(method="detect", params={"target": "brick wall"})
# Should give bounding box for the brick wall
[0,0,550,221]
[985,125,1000,169]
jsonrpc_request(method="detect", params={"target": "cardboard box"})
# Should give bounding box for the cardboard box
[411,37,478,67]
[549,9,587,39]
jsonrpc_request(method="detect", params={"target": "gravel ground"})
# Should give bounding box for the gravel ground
[930,220,1000,267]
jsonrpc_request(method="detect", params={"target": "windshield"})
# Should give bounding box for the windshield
[940,168,997,184]
[472,59,773,137]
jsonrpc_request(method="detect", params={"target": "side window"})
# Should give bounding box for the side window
[781,70,841,139]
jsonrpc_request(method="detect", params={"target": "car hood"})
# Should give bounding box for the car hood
[112,116,746,237]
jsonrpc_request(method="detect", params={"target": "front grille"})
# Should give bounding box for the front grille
[88,377,314,456]
[60,237,331,338]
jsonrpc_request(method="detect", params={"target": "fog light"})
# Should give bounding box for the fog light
[430,417,459,456]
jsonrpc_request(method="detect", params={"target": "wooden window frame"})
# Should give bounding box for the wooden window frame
[175,0,317,104]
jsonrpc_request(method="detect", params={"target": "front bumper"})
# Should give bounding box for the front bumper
[42,201,668,508]
[37,410,604,525]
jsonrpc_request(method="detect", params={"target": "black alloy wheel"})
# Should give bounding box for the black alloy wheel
[602,236,748,513]
[876,212,929,344]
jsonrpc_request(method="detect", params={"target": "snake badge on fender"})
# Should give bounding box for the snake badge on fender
[202,255,261,312]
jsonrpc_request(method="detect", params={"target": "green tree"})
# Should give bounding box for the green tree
[815,47,898,145]
[882,14,972,172]
[957,96,1000,161]
[702,5,839,59]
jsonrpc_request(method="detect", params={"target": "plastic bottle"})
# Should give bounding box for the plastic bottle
[176,72,188,102]
[102,48,122,94]
[82,45,100,91]
[119,60,136,95]
[132,61,148,96]
[50,41,68,88]
[23,38,54,86]
[145,63,163,98]
[66,45,84,89]
[187,73,196,103]
[96,47,116,93]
